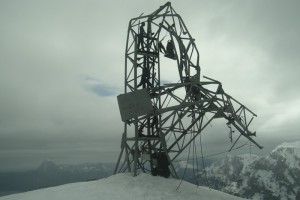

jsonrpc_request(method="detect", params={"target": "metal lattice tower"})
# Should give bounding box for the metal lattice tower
[114,2,262,178]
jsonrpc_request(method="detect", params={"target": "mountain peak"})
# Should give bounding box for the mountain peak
[37,160,58,171]
[272,141,300,152]
[271,141,300,160]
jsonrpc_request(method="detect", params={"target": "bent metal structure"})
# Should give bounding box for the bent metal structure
[115,2,262,178]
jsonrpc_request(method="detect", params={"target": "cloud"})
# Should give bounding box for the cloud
[0,0,299,171]
[258,98,300,134]
[83,76,118,97]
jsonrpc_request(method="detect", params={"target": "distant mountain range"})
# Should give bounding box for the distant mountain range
[2,141,299,199]
[196,141,300,200]
[0,161,114,197]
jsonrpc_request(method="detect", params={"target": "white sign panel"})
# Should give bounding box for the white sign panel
[117,89,153,121]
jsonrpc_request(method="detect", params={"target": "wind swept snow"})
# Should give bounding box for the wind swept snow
[0,173,244,200]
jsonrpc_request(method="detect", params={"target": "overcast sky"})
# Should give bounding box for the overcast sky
[0,0,299,171]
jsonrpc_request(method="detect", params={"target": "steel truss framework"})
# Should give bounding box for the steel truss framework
[114,2,262,177]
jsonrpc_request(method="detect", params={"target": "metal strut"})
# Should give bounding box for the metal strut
[114,2,262,178]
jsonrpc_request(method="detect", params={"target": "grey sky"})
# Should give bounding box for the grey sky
[0,0,299,171]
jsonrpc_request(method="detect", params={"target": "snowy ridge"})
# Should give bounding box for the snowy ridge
[197,141,300,199]
[236,154,260,173]
[272,141,300,151]
[0,173,244,200]
[206,154,259,177]
[270,141,300,168]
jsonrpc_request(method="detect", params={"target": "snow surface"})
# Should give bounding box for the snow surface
[0,173,245,200]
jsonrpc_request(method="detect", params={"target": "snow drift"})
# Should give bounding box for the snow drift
[0,173,244,200]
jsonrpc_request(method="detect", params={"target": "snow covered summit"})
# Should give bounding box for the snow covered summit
[0,173,244,200]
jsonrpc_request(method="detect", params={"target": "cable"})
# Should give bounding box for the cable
[249,141,252,162]
[174,142,249,161]
[203,142,248,158]
[192,127,199,186]
[249,141,252,155]
[176,133,193,191]
[199,129,210,189]
[174,141,249,190]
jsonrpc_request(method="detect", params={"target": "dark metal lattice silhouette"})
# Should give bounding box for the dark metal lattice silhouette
[115,2,262,178]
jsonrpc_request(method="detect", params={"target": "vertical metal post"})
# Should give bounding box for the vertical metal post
[133,34,139,176]
[133,119,139,176]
